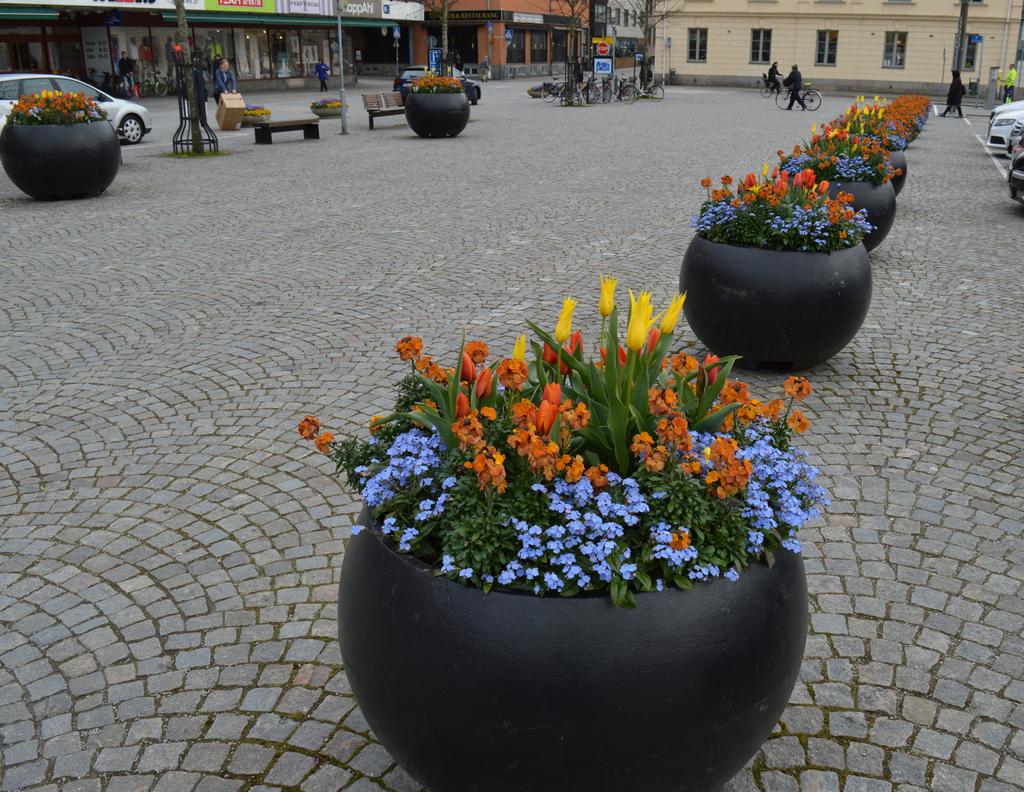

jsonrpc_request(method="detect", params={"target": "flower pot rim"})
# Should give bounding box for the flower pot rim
[352,509,788,603]
[691,235,867,258]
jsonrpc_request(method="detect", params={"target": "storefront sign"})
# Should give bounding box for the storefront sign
[276,0,327,13]
[512,12,543,24]
[381,1,423,21]
[442,9,501,21]
[82,26,112,74]
[338,0,380,16]
[12,0,200,9]
[205,0,274,10]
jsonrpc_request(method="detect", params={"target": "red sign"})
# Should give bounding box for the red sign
[595,41,610,56]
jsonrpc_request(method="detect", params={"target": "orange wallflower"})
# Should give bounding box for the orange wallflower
[559,400,591,431]
[395,336,423,361]
[511,399,538,428]
[415,355,448,383]
[669,352,700,375]
[563,455,585,483]
[643,445,669,472]
[465,445,507,493]
[783,376,812,401]
[480,406,497,421]
[368,415,384,434]
[718,380,750,405]
[648,387,678,417]
[585,464,610,489]
[452,411,484,450]
[464,340,489,365]
[669,530,691,550]
[297,415,320,439]
[315,431,334,454]
[704,437,752,499]
[630,432,654,457]
[787,410,811,434]
[496,358,528,390]
[656,415,692,451]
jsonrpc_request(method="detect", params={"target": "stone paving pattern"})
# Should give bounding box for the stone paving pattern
[1,84,1022,791]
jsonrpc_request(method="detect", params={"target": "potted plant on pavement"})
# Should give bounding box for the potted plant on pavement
[682,167,873,370]
[780,126,897,251]
[0,89,120,200]
[833,100,911,195]
[300,286,827,792]
[242,104,272,126]
[310,98,343,118]
[404,73,470,138]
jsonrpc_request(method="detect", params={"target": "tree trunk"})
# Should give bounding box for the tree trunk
[441,4,449,74]
[174,0,203,153]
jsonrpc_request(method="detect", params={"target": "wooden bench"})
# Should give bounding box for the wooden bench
[253,119,320,144]
[361,92,405,130]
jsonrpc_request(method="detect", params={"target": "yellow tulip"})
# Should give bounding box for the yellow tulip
[811,122,817,135]
[625,290,653,352]
[659,292,686,335]
[598,275,617,318]
[554,297,576,344]
[512,334,527,361]
[762,161,769,177]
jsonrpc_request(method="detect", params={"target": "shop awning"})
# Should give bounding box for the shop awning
[159,11,393,28]
[0,5,59,20]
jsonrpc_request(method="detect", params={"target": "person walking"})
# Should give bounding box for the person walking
[480,55,490,82]
[767,61,781,94]
[1004,63,1018,103]
[941,70,965,117]
[572,55,584,88]
[212,58,237,106]
[783,64,805,110]
[315,59,329,92]
[118,52,135,97]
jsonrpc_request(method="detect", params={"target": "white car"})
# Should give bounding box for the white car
[0,73,152,144]
[986,106,1024,150]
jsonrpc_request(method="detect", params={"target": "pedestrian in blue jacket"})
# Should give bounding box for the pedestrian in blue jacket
[315,60,330,92]
[213,59,237,105]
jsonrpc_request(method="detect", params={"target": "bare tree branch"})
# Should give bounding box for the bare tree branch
[618,0,682,52]
[422,0,459,70]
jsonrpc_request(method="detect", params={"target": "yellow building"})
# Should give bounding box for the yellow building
[658,0,1024,94]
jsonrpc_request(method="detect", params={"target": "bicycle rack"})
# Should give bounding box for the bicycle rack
[172,52,218,155]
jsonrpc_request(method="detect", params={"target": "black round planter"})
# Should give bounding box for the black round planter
[338,511,808,792]
[0,122,120,200]
[404,92,470,138]
[680,236,872,371]
[827,179,896,252]
[889,150,907,196]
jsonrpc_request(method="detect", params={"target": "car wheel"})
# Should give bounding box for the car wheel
[471,87,480,105]
[118,114,144,145]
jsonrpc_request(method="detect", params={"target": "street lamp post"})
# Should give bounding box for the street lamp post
[335,0,349,135]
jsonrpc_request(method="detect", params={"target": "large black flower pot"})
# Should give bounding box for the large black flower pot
[680,236,872,370]
[338,511,808,792]
[827,179,896,252]
[889,151,907,196]
[404,92,470,138]
[0,122,120,200]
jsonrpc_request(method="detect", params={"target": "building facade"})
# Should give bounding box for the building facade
[0,0,424,88]
[660,0,1024,94]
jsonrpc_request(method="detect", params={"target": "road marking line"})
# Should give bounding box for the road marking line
[975,133,1009,178]
[933,104,940,116]
[964,117,972,125]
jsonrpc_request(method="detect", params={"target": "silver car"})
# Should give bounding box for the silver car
[0,73,153,144]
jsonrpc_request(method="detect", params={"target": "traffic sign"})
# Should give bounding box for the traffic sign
[428,47,443,72]
[595,41,610,57]
[969,34,983,43]
[392,25,400,38]
[594,57,612,75]
[505,29,513,44]
[487,21,493,32]
[635,52,643,62]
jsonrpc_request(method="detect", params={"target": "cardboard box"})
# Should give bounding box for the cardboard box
[216,92,245,131]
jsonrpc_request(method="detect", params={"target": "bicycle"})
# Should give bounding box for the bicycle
[759,73,781,98]
[541,81,564,103]
[776,82,821,111]
[560,81,586,106]
[632,80,665,102]
[614,75,637,103]
[583,76,611,104]
[138,71,170,98]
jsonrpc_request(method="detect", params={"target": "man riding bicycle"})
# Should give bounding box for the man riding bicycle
[765,61,781,94]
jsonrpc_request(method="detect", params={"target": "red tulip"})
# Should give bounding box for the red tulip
[542,382,562,406]
[646,327,661,353]
[475,368,493,400]
[818,180,830,195]
[543,343,558,366]
[743,172,757,189]
[600,346,628,366]
[703,354,721,386]
[568,330,583,354]
[535,400,558,436]
[460,352,475,384]
[455,391,470,419]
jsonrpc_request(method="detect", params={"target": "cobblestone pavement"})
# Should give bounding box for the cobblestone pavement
[1,85,1022,792]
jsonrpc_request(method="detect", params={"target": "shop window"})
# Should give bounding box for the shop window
[270,30,296,77]
[687,28,707,63]
[236,29,271,79]
[882,31,906,68]
[531,31,547,63]
[193,28,234,77]
[552,29,567,63]
[507,29,525,64]
[301,29,331,76]
[963,37,978,71]
[815,30,838,66]
[151,31,179,79]
[750,28,771,64]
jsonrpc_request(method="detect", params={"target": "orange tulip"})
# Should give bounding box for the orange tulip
[703,353,721,386]
[818,180,830,195]
[599,346,628,366]
[475,368,493,400]
[460,352,475,384]
[455,391,471,419]
[543,343,558,366]
[646,327,661,353]
[743,172,757,189]
[542,383,562,406]
[535,400,558,436]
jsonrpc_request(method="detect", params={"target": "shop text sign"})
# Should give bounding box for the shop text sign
[205,0,273,9]
[14,0,200,9]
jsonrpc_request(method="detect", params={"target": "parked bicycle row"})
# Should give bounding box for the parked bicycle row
[528,75,664,105]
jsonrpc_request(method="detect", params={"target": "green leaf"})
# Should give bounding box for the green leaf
[692,402,742,433]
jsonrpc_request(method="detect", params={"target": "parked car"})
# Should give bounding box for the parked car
[990,97,1024,123]
[1008,147,1024,203]
[986,106,1024,150]
[0,73,152,144]
[394,66,481,105]
[1006,118,1024,156]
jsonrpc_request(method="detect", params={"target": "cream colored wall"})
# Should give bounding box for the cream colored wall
[664,0,1024,90]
